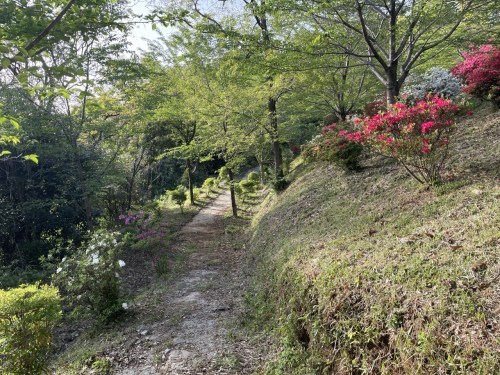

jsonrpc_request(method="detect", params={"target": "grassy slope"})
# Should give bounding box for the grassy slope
[248,109,499,374]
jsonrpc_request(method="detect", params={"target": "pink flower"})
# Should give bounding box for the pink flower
[421,121,435,134]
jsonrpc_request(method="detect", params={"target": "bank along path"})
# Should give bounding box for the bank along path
[115,190,265,374]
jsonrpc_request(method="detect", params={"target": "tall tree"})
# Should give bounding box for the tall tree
[308,0,483,105]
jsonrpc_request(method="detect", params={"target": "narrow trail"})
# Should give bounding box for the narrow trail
[115,190,263,374]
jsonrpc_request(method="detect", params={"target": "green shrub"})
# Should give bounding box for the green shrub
[0,283,62,374]
[192,187,201,202]
[237,179,259,202]
[239,179,256,194]
[167,186,187,213]
[218,166,229,181]
[180,167,190,187]
[247,171,259,183]
[51,230,126,323]
[233,182,243,197]
[268,174,289,192]
[202,177,217,196]
[0,264,50,290]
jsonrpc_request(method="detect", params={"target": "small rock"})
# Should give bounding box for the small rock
[399,237,414,244]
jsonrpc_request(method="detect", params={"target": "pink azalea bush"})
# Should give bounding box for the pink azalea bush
[302,123,364,171]
[451,44,500,106]
[119,210,169,275]
[344,95,462,184]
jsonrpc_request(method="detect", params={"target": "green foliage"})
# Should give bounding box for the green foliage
[233,182,243,197]
[0,264,50,290]
[51,230,126,323]
[202,177,217,195]
[236,179,260,202]
[270,176,289,193]
[247,171,259,183]
[90,357,113,374]
[218,166,229,181]
[192,187,201,202]
[239,179,256,194]
[0,283,62,375]
[180,167,190,188]
[168,186,187,213]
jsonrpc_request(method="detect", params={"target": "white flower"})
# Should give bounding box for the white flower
[122,303,128,310]
[61,257,66,263]
[89,245,95,250]
[118,260,126,268]
[92,256,99,265]
[90,252,99,264]
[68,281,72,286]
[56,267,63,274]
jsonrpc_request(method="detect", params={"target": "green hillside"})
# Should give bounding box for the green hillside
[247,109,499,374]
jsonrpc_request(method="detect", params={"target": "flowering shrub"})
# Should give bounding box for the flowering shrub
[118,209,170,275]
[302,123,364,171]
[0,283,61,374]
[402,67,462,103]
[118,210,144,225]
[344,96,462,184]
[51,230,126,322]
[451,44,500,105]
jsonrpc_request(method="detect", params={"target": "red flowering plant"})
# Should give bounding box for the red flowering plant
[451,44,500,106]
[302,122,363,171]
[343,95,462,184]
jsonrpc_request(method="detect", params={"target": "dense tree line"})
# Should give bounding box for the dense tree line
[0,0,495,273]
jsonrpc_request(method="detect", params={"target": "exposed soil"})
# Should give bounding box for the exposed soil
[108,191,266,374]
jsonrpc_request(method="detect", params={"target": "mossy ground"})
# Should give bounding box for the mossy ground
[247,109,499,374]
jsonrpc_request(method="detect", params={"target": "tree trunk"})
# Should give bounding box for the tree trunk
[386,67,399,106]
[186,158,194,205]
[228,168,238,217]
[258,158,264,183]
[387,2,399,107]
[269,97,284,180]
[72,142,93,228]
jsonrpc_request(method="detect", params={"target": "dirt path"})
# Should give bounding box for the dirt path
[114,191,264,374]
